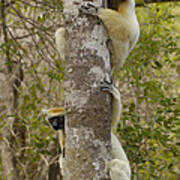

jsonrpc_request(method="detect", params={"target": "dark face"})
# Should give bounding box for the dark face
[48,115,64,131]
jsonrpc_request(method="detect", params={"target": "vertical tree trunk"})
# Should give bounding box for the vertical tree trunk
[0,68,23,180]
[63,0,112,179]
[0,1,24,179]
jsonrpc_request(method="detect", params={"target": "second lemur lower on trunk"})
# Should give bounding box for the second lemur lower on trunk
[42,78,131,180]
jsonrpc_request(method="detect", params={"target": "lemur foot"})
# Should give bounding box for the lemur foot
[79,3,99,16]
[109,159,131,180]
[100,75,121,103]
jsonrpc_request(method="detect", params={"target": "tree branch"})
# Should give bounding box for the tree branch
[1,0,12,72]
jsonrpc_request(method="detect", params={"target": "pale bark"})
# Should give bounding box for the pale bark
[63,0,112,179]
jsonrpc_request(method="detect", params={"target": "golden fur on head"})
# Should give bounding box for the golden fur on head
[42,107,64,117]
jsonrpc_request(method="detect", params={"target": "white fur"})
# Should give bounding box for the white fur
[55,27,65,60]
[82,0,139,75]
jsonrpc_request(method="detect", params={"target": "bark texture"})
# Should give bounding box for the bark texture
[63,0,112,179]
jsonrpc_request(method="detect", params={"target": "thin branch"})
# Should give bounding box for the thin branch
[9,5,52,36]
[1,0,12,72]
[0,0,15,10]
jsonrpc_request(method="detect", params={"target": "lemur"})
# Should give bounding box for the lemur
[43,0,139,179]
[42,78,131,179]
[79,1,139,76]
[55,1,139,76]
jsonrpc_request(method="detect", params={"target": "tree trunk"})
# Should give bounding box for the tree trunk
[63,0,112,179]
[0,1,24,178]
[0,69,22,180]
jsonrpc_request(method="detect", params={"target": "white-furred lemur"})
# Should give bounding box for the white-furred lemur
[43,0,139,179]
[79,1,139,75]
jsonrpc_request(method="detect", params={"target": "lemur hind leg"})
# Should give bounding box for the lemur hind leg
[100,77,122,130]
[100,78,131,180]
[110,133,131,180]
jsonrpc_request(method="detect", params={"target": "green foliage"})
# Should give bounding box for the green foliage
[0,0,63,178]
[0,0,179,179]
[117,2,180,179]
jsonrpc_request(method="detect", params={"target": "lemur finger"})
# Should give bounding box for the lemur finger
[100,74,113,86]
[79,5,89,11]
[79,3,98,15]
[87,3,98,10]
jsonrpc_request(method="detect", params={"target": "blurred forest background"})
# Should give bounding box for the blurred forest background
[0,0,179,179]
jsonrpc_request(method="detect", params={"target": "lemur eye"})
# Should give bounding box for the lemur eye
[48,115,64,130]
[52,120,58,127]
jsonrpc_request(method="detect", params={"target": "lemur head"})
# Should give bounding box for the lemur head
[118,0,135,11]
[42,108,65,131]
